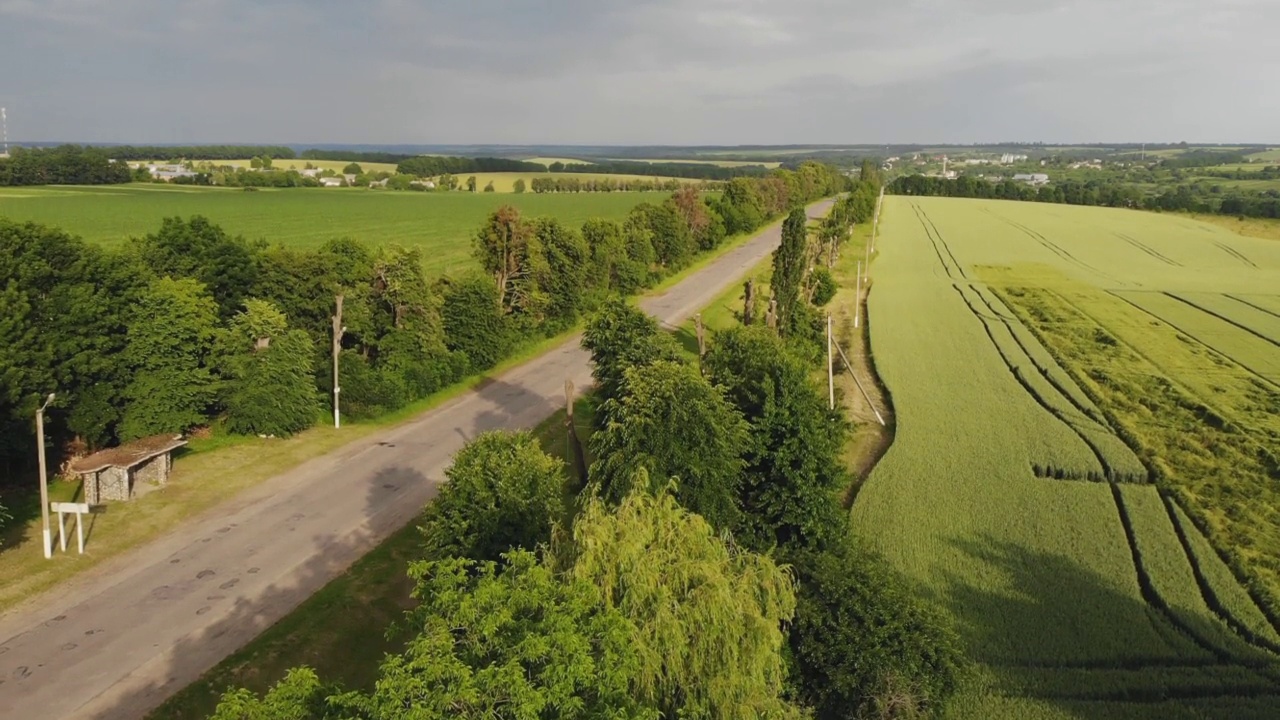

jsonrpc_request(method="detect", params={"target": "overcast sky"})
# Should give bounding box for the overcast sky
[1,0,1276,146]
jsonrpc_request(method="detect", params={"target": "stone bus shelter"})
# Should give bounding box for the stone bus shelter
[68,434,188,504]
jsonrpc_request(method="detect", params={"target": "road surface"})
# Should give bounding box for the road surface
[0,200,832,720]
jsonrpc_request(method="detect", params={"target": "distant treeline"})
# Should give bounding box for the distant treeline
[96,145,297,161]
[299,149,417,164]
[891,174,1280,219]
[553,160,771,180]
[0,145,131,185]
[529,176,689,193]
[397,156,548,176]
[0,163,847,475]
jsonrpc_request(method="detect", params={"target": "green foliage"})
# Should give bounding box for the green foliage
[512,177,526,194]
[581,299,683,407]
[137,216,263,319]
[590,360,747,532]
[630,202,693,269]
[772,208,809,337]
[787,538,964,720]
[120,277,219,440]
[335,351,407,420]
[704,326,847,551]
[564,486,801,720]
[482,180,495,193]
[810,266,837,307]
[217,300,320,437]
[473,204,540,318]
[210,667,326,720]
[419,431,567,563]
[341,162,362,175]
[0,219,143,462]
[439,272,509,372]
[531,217,590,330]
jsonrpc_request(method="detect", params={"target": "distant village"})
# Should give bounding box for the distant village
[129,161,437,189]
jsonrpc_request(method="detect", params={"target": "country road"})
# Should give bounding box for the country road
[0,199,832,720]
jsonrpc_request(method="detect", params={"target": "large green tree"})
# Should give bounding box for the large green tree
[771,208,809,337]
[473,205,542,317]
[581,299,681,408]
[439,271,509,372]
[120,277,219,439]
[136,216,262,319]
[419,430,567,563]
[0,220,143,463]
[704,326,847,551]
[216,299,319,437]
[531,217,590,329]
[589,360,747,531]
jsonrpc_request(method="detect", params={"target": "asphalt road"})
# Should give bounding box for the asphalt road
[0,199,832,720]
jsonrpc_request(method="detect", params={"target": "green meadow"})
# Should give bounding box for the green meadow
[855,196,1280,717]
[0,184,668,275]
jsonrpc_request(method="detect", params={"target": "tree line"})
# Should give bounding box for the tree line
[0,166,845,485]
[891,173,1280,219]
[550,159,772,180]
[211,178,963,719]
[0,145,132,186]
[396,155,547,177]
[528,176,691,193]
[87,145,298,161]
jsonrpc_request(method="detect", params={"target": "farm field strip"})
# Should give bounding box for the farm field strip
[952,283,1141,482]
[1169,292,1280,344]
[859,196,1280,717]
[1000,285,1280,636]
[1109,290,1280,384]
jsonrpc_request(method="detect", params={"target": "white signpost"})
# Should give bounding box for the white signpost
[50,502,91,555]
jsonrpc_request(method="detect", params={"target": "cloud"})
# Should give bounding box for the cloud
[0,0,1276,144]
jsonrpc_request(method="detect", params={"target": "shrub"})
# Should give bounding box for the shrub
[440,273,510,372]
[420,431,567,562]
[811,266,838,306]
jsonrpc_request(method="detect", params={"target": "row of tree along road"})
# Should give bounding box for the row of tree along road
[210,174,965,719]
[0,162,847,524]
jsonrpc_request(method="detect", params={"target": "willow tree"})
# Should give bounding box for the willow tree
[560,483,801,720]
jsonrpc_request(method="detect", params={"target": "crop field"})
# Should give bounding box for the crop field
[222,158,402,174]
[854,196,1280,717]
[1246,148,1280,161]
[0,184,667,275]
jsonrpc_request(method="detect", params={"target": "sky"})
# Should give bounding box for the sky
[1,0,1277,146]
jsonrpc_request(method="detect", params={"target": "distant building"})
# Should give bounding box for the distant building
[1000,153,1029,164]
[320,176,345,187]
[300,168,324,178]
[1013,173,1050,186]
[142,163,195,182]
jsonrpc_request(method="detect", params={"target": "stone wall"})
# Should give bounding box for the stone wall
[84,466,130,504]
[133,454,169,487]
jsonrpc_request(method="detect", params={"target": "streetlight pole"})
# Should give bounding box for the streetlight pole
[36,392,55,559]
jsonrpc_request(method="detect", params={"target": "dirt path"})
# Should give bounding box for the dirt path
[0,200,832,720]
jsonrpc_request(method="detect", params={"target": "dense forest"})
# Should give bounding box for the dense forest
[210,174,963,719]
[0,162,847,480]
[891,173,1280,219]
[86,145,297,161]
[552,158,772,180]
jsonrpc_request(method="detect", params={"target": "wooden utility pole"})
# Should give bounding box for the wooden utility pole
[826,315,835,410]
[332,295,345,429]
[36,392,54,559]
[854,261,862,329]
[765,296,778,330]
[695,313,706,358]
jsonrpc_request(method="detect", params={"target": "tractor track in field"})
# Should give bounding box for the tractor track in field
[997,287,1280,664]
[910,201,965,279]
[980,207,1130,287]
[1113,232,1183,267]
[1227,294,1280,320]
[1105,290,1280,391]
[1211,239,1259,269]
[1164,292,1280,348]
